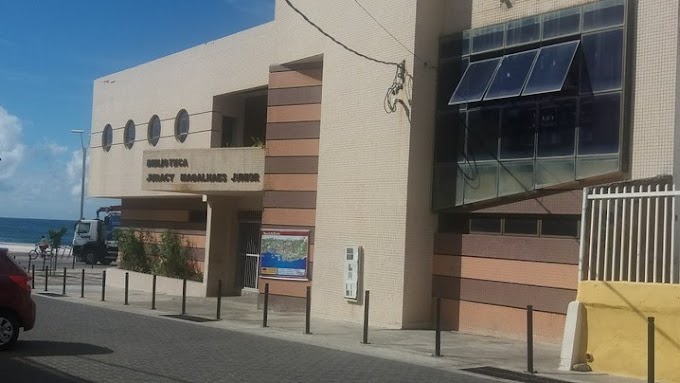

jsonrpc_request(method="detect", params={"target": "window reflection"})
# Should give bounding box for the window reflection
[579,94,621,155]
[501,105,535,159]
[538,100,576,157]
[581,29,624,93]
[467,108,499,161]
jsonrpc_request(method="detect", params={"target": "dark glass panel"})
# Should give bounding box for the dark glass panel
[469,217,501,233]
[466,108,499,161]
[500,104,536,159]
[538,100,577,157]
[449,58,501,105]
[434,112,462,163]
[581,29,623,93]
[432,163,459,210]
[463,163,498,203]
[148,115,161,146]
[505,218,538,235]
[499,162,534,196]
[462,30,470,56]
[471,24,504,54]
[583,0,625,32]
[541,217,579,237]
[124,120,135,149]
[523,41,579,96]
[543,7,581,40]
[579,93,621,155]
[438,214,468,233]
[505,16,540,47]
[484,50,538,100]
[438,58,468,108]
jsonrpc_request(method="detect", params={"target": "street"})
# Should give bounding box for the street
[0,296,497,383]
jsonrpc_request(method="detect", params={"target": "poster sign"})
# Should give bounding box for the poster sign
[260,230,309,280]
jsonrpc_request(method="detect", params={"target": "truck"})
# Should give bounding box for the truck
[72,206,121,265]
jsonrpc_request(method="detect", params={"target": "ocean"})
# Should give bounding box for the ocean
[0,216,76,247]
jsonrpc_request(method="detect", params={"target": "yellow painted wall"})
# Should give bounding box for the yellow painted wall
[578,281,680,381]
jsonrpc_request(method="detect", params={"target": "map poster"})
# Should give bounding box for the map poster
[260,229,309,280]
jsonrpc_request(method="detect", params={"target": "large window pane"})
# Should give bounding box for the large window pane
[432,163,459,210]
[579,94,621,155]
[543,7,581,40]
[484,50,538,100]
[463,163,498,204]
[583,0,625,32]
[449,58,502,105]
[434,112,461,163]
[541,217,579,237]
[538,100,577,157]
[536,158,575,187]
[499,162,534,196]
[471,24,504,54]
[462,30,470,56]
[469,217,501,233]
[581,29,624,93]
[467,108,499,161]
[505,16,540,47]
[576,155,620,179]
[505,218,538,235]
[523,41,579,96]
[500,105,535,159]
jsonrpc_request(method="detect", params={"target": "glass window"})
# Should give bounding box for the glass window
[583,0,625,32]
[505,218,538,235]
[102,124,113,152]
[76,222,91,234]
[462,30,470,56]
[449,58,502,105]
[500,104,536,159]
[579,93,620,155]
[469,217,501,233]
[576,155,620,179]
[536,158,575,187]
[499,162,534,197]
[581,29,624,94]
[175,109,190,143]
[523,41,579,96]
[541,217,579,237]
[463,164,498,204]
[432,163,460,209]
[434,112,462,163]
[124,120,135,149]
[148,115,161,146]
[466,108,499,161]
[505,16,540,47]
[484,50,538,100]
[438,214,468,233]
[438,59,468,108]
[538,100,577,157]
[471,24,504,54]
[542,7,581,40]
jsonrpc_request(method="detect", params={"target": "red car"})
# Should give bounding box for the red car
[0,247,36,350]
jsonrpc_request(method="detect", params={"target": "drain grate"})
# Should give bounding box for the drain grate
[162,315,214,323]
[38,292,65,297]
[462,367,571,383]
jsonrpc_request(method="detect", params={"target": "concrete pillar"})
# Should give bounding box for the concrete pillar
[203,198,240,296]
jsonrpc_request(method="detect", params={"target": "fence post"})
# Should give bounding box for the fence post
[28,256,32,272]
[435,297,442,357]
[362,290,370,344]
[648,317,655,383]
[101,270,106,301]
[124,272,129,305]
[527,305,534,374]
[216,279,222,320]
[262,283,269,328]
[31,264,35,289]
[72,250,76,269]
[181,278,187,315]
[62,267,67,295]
[151,275,157,310]
[305,286,311,334]
[80,269,85,298]
[43,267,48,292]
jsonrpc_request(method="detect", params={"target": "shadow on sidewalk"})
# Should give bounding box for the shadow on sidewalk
[2,340,113,358]
[0,358,93,383]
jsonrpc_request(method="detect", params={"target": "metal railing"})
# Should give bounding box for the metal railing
[580,183,680,284]
[243,253,260,290]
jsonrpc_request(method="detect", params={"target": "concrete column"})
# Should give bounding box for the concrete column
[203,197,240,296]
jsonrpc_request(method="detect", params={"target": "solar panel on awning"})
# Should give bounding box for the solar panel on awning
[522,40,580,96]
[448,58,502,105]
[484,49,539,101]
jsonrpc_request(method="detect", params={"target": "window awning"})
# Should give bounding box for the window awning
[448,58,502,105]
[522,40,579,96]
[484,49,539,101]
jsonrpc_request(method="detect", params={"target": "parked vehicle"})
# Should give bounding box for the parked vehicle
[73,206,121,265]
[0,247,36,350]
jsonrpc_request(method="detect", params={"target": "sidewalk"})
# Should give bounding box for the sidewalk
[32,269,642,383]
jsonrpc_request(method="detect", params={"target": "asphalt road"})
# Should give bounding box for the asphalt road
[0,296,497,383]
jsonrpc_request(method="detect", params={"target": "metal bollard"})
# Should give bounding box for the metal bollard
[28,256,32,272]
[44,267,48,292]
[124,272,129,305]
[62,267,67,295]
[648,317,655,383]
[72,251,75,269]
[362,290,370,344]
[305,286,311,334]
[181,278,187,315]
[31,264,35,289]
[527,305,535,374]
[216,279,222,320]
[262,283,269,328]
[101,270,106,301]
[81,269,85,298]
[151,275,157,310]
[435,297,442,357]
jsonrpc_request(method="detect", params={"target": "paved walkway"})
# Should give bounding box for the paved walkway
[26,265,643,383]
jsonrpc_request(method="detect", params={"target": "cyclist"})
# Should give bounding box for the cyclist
[37,236,50,257]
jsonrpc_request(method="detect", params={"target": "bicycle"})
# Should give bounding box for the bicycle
[27,246,54,271]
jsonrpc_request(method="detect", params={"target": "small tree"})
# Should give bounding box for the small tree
[115,228,151,273]
[48,226,68,254]
[153,231,199,280]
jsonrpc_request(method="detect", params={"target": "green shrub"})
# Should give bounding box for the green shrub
[115,228,151,273]
[47,226,68,253]
[152,231,200,281]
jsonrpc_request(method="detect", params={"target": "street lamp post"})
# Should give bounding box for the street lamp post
[71,130,87,220]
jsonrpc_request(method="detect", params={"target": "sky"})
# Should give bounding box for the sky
[0,0,275,220]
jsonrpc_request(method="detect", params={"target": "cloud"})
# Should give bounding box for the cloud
[0,107,26,180]
[66,150,88,197]
[37,140,68,155]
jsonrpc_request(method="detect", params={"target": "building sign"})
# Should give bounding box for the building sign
[260,230,309,280]
[142,148,264,193]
